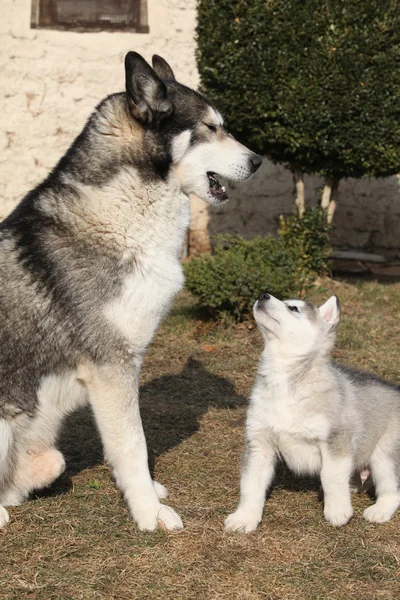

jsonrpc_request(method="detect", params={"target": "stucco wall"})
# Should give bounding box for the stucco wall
[208,164,400,257]
[1,0,399,256]
[0,0,199,217]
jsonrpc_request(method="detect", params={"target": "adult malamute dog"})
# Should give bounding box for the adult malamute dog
[0,52,262,530]
[225,293,400,532]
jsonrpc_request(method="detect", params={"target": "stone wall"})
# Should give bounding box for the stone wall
[1,0,399,257]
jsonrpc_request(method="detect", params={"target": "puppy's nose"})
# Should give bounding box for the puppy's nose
[250,154,262,171]
[258,292,270,302]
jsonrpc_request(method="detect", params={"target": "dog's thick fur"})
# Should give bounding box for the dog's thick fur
[0,52,261,529]
[225,293,400,532]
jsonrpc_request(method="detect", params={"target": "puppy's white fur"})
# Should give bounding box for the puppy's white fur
[226,294,400,532]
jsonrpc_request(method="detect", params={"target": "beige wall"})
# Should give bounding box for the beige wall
[209,164,400,257]
[0,0,199,217]
[1,0,399,256]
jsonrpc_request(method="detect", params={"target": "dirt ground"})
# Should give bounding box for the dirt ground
[1,278,400,599]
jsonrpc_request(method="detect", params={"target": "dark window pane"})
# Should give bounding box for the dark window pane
[32,0,148,32]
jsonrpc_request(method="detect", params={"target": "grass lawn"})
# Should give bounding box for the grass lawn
[1,278,400,599]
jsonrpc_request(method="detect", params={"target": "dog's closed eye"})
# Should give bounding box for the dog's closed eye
[288,306,299,313]
[203,122,217,133]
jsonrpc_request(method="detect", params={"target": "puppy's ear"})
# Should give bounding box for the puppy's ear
[152,55,176,81]
[125,52,173,125]
[319,295,341,330]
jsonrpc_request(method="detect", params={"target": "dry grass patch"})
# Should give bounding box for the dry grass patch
[1,278,400,599]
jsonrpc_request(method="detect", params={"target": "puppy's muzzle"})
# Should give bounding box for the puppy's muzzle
[258,292,270,303]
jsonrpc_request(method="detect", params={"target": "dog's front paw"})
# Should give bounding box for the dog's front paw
[157,505,184,531]
[0,506,10,527]
[324,502,353,527]
[225,509,261,533]
[135,503,183,532]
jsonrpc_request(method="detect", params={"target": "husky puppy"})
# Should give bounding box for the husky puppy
[0,52,262,530]
[225,293,400,532]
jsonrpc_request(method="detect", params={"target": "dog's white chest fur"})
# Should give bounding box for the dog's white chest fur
[100,175,190,352]
[105,253,184,352]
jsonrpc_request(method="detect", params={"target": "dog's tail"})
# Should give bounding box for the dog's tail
[0,419,13,488]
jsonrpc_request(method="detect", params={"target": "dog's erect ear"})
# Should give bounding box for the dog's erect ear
[319,295,341,330]
[152,55,176,81]
[125,51,173,125]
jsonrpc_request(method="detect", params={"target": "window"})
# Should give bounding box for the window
[31,0,149,32]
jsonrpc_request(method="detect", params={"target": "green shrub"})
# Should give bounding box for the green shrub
[278,207,332,275]
[197,0,400,180]
[184,208,331,320]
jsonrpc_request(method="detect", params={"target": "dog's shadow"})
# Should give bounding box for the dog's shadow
[36,357,324,501]
[38,358,246,498]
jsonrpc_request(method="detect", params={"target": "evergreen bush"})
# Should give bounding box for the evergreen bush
[184,208,331,320]
[197,0,400,219]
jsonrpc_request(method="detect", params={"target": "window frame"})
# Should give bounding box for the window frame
[31,0,149,33]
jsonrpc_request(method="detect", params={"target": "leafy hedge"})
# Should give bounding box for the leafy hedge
[197,0,400,179]
[184,208,331,320]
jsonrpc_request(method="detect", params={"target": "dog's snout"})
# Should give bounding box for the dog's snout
[250,154,262,172]
[258,292,270,302]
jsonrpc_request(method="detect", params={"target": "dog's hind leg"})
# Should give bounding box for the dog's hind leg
[363,444,400,523]
[2,373,85,506]
[79,362,183,532]
[1,447,66,507]
[0,419,13,526]
[4,448,66,506]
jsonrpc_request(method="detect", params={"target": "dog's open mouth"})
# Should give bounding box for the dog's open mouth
[207,172,228,201]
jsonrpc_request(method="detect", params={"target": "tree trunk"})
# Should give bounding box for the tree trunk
[321,177,339,223]
[293,171,305,217]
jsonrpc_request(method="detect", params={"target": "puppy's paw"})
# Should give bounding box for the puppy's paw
[363,501,398,524]
[324,503,353,527]
[153,480,168,500]
[0,506,10,528]
[225,509,260,533]
[135,503,183,532]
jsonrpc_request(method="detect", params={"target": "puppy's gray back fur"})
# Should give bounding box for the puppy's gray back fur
[330,363,400,470]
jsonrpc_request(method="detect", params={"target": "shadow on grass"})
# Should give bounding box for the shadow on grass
[36,359,335,501]
[273,463,321,497]
[36,358,246,498]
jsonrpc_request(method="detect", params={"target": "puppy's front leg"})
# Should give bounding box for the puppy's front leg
[225,435,276,533]
[80,362,183,532]
[320,443,353,527]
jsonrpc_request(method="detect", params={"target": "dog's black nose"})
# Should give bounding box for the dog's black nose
[258,292,270,302]
[250,154,263,171]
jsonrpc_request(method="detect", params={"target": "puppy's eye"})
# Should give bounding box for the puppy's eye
[288,306,299,313]
[204,123,217,133]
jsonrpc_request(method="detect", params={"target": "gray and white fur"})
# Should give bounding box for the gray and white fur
[0,52,262,529]
[225,293,400,532]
